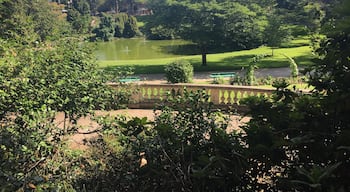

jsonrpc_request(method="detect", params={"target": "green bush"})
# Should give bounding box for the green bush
[211,77,226,84]
[164,60,193,83]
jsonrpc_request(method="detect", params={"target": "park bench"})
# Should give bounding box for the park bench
[119,76,141,83]
[210,72,236,80]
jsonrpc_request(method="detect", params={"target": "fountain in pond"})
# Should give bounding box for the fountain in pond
[122,46,131,53]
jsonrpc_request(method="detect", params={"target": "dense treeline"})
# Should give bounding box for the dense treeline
[0,0,349,191]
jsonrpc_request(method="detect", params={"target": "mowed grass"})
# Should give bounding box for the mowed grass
[99,38,315,74]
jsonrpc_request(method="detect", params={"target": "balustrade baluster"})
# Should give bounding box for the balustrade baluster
[207,89,211,102]
[223,90,229,104]
[153,88,158,99]
[229,90,235,104]
[159,88,164,100]
[147,88,152,99]
[110,83,275,110]
[210,88,220,104]
[141,87,146,100]
[242,91,248,99]
[236,91,242,105]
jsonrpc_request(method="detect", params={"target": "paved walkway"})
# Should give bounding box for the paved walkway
[137,67,294,82]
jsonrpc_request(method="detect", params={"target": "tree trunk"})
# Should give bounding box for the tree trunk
[115,0,119,13]
[202,53,207,66]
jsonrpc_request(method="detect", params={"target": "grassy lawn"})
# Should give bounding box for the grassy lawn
[99,38,315,74]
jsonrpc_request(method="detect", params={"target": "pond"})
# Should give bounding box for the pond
[94,38,195,61]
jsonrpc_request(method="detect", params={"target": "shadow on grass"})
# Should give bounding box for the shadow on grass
[220,54,256,66]
[159,44,201,55]
[280,42,310,48]
[294,55,316,66]
[192,55,258,72]
[159,44,246,56]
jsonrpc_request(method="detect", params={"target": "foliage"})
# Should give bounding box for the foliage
[263,15,292,56]
[145,0,267,66]
[211,77,226,85]
[164,59,193,83]
[283,53,299,78]
[94,13,115,41]
[245,54,268,86]
[241,1,350,191]
[122,14,141,38]
[242,79,350,191]
[78,89,247,191]
[0,0,69,42]
[67,0,92,34]
[0,38,128,191]
[93,13,141,40]
[74,115,153,191]
[143,24,176,40]
[114,13,129,37]
[115,13,141,38]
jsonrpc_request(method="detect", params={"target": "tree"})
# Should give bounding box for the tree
[242,0,350,191]
[146,0,265,66]
[263,14,291,56]
[94,13,115,41]
[122,15,140,37]
[0,0,68,43]
[67,0,92,34]
[0,36,128,190]
[114,13,140,38]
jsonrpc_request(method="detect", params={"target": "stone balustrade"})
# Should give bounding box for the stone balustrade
[108,83,275,110]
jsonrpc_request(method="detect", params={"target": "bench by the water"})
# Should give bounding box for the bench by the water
[210,72,236,79]
[119,76,141,83]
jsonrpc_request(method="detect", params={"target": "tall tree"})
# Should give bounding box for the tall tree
[67,0,92,34]
[146,0,265,66]
[263,14,291,55]
[94,13,115,41]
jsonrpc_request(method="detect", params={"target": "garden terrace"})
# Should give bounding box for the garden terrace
[109,83,275,112]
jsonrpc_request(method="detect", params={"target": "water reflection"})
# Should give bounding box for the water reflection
[94,38,192,60]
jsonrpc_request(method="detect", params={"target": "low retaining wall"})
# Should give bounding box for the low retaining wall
[108,83,275,111]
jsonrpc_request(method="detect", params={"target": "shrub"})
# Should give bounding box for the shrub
[211,77,226,84]
[164,60,193,83]
[79,89,247,191]
[230,75,245,85]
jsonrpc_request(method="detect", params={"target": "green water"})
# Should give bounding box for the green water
[94,38,193,60]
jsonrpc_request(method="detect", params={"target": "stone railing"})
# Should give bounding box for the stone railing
[109,83,275,110]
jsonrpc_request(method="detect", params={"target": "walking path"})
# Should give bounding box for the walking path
[137,67,295,83]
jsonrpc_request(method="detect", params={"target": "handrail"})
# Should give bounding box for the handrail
[108,83,275,110]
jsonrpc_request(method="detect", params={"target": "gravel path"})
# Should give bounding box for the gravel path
[137,67,294,82]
